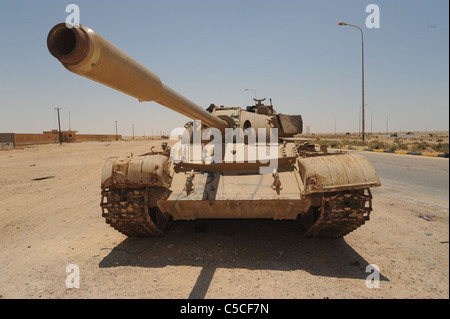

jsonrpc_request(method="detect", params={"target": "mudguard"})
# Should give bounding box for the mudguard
[297,153,381,194]
[101,155,172,189]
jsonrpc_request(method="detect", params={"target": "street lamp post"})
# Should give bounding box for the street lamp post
[338,22,365,141]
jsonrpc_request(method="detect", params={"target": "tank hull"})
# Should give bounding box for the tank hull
[100,142,380,238]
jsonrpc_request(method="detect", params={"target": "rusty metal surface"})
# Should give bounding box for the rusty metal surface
[303,189,373,238]
[175,156,297,172]
[101,188,164,237]
[47,23,90,65]
[101,155,172,189]
[158,199,309,221]
[168,170,302,200]
[297,153,381,194]
[156,168,310,220]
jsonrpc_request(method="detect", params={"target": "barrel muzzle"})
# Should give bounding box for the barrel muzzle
[47,23,90,66]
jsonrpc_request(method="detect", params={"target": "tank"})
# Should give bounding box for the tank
[47,23,381,238]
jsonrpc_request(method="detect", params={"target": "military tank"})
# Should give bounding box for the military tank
[47,23,381,238]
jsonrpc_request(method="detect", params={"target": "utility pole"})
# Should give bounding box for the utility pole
[69,111,71,131]
[55,107,62,145]
[115,121,118,140]
[359,106,361,136]
[132,124,135,140]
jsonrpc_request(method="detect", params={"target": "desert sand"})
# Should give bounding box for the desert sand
[0,140,448,299]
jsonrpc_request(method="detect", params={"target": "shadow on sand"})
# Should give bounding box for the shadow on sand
[99,219,389,298]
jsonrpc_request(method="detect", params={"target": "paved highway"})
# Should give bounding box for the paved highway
[347,150,449,209]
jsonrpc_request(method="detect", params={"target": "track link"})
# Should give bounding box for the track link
[100,188,163,237]
[304,189,373,238]
[101,188,373,239]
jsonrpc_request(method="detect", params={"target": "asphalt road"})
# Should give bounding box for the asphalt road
[348,150,449,209]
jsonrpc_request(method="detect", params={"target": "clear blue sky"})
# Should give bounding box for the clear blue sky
[0,0,448,135]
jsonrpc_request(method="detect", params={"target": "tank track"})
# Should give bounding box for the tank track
[101,188,372,239]
[100,188,164,237]
[304,189,373,238]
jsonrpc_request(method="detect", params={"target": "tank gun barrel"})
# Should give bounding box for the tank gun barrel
[47,23,228,131]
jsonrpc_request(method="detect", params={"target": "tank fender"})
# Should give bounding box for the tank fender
[101,155,172,189]
[297,153,381,194]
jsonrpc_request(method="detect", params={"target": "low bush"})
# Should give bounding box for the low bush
[432,143,449,155]
[411,141,430,152]
[368,140,386,150]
